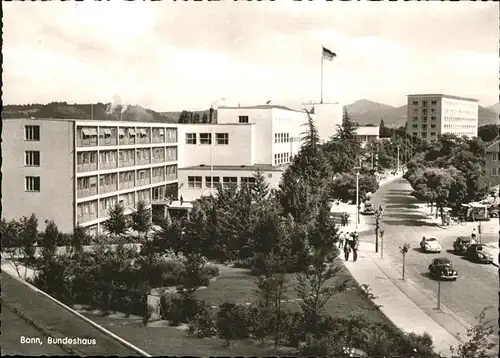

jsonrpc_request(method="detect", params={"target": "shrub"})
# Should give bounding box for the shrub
[159,293,184,325]
[161,260,185,286]
[248,303,275,344]
[233,257,253,269]
[282,311,307,347]
[216,302,250,345]
[187,301,217,338]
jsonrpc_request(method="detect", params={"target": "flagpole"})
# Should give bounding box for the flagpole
[211,127,214,196]
[321,47,324,104]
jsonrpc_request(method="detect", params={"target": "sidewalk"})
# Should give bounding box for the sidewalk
[343,242,460,357]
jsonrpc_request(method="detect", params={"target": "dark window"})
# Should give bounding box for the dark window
[25,125,40,141]
[25,176,40,191]
[25,151,40,166]
[238,116,249,123]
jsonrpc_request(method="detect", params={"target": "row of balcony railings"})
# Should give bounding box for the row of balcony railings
[77,127,178,147]
[77,151,177,173]
[76,176,177,198]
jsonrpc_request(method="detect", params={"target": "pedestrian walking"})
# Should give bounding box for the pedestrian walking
[344,244,351,261]
[352,236,359,262]
[338,231,345,248]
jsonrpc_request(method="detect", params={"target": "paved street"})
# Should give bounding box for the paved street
[364,178,499,340]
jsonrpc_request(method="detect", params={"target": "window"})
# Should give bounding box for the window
[188,176,202,188]
[493,153,498,161]
[139,171,145,180]
[25,151,40,166]
[199,133,212,145]
[412,124,418,129]
[25,125,40,141]
[422,100,428,106]
[431,116,436,121]
[239,116,249,123]
[421,132,427,138]
[431,124,436,128]
[223,177,238,188]
[492,167,499,176]
[241,177,256,187]
[412,117,418,121]
[431,132,436,136]
[25,176,40,192]
[412,101,418,105]
[205,176,220,188]
[216,133,229,145]
[431,100,437,105]
[185,133,197,144]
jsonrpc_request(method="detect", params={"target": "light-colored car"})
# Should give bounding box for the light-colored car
[420,236,442,253]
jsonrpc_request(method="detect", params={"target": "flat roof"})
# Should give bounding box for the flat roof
[3,117,178,126]
[179,163,284,172]
[407,94,478,102]
[218,105,305,113]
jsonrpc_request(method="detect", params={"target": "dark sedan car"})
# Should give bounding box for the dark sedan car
[362,202,376,215]
[428,257,458,280]
[453,237,472,255]
[466,244,494,264]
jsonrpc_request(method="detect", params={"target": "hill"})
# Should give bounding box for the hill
[344,99,395,116]
[2,102,176,123]
[345,101,499,128]
[160,109,216,123]
[487,102,500,114]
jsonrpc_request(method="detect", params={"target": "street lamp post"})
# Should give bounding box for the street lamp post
[380,228,385,259]
[437,279,441,311]
[354,167,361,229]
[400,243,410,280]
[375,210,382,253]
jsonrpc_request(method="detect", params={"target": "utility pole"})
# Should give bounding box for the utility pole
[400,243,410,280]
[356,170,360,229]
[375,210,381,253]
[437,279,441,311]
[396,145,400,173]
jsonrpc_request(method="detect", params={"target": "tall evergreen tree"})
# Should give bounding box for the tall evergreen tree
[102,203,129,237]
[201,112,209,123]
[131,200,152,240]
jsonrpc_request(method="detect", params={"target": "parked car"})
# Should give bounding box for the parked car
[453,237,472,255]
[428,257,458,280]
[489,205,499,218]
[466,244,494,264]
[420,236,442,253]
[362,201,376,215]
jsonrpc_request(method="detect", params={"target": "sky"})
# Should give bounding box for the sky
[3,1,499,112]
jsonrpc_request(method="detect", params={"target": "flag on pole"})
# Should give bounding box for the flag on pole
[322,46,336,61]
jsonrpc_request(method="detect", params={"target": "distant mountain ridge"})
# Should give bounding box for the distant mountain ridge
[344,99,499,128]
[2,102,176,123]
[488,102,500,114]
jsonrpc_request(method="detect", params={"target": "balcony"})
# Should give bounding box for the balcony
[119,160,135,168]
[77,138,98,147]
[99,136,118,146]
[152,175,165,183]
[77,212,97,224]
[166,174,177,181]
[136,129,151,144]
[100,161,117,170]
[77,163,97,173]
[152,135,165,144]
[152,156,165,164]
[100,183,118,194]
[119,137,136,145]
[119,181,136,190]
[136,159,150,166]
[137,178,151,187]
[77,188,98,198]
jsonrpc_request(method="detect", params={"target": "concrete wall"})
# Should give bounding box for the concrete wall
[178,123,255,168]
[271,108,308,164]
[2,119,75,232]
[178,167,283,202]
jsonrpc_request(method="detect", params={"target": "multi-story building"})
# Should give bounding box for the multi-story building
[3,118,179,235]
[301,101,344,143]
[406,94,479,141]
[177,105,310,202]
[485,139,500,187]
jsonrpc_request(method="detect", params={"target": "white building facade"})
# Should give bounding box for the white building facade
[177,105,310,202]
[406,94,479,141]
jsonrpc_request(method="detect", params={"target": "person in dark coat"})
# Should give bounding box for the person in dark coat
[352,237,359,262]
[344,243,351,261]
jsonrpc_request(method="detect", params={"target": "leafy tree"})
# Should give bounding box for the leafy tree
[71,225,86,256]
[450,307,498,358]
[178,110,193,123]
[328,172,379,203]
[192,112,201,123]
[19,214,39,279]
[295,244,348,337]
[102,203,129,237]
[216,302,250,346]
[40,220,59,261]
[254,253,289,348]
[131,200,152,240]
[379,119,393,138]
[201,112,209,123]
[477,124,499,143]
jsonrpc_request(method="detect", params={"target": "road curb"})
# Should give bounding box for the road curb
[1,257,152,357]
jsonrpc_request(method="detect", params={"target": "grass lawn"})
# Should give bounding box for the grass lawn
[77,259,394,356]
[196,259,390,325]
[81,313,286,356]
